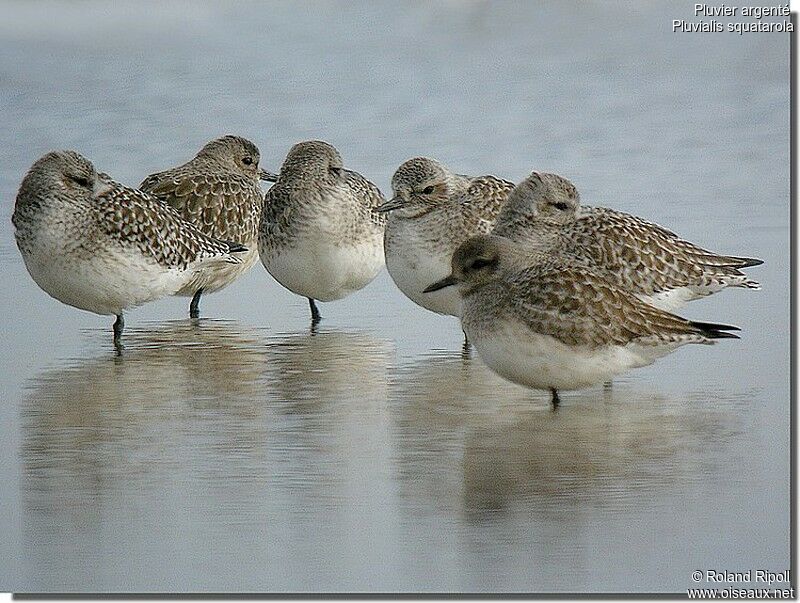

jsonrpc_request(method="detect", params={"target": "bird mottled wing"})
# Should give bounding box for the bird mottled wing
[585,207,755,266]
[666,240,755,268]
[141,171,262,243]
[562,208,749,296]
[587,207,679,238]
[458,175,515,234]
[95,182,241,269]
[345,169,387,227]
[507,263,708,348]
[138,170,168,195]
[260,183,295,240]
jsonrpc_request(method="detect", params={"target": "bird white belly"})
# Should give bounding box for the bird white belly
[469,320,658,391]
[385,245,461,316]
[176,246,258,296]
[264,236,384,302]
[22,247,185,316]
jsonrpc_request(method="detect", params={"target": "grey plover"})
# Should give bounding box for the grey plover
[139,135,276,318]
[493,171,762,311]
[377,157,514,317]
[13,150,248,348]
[424,235,739,406]
[258,140,385,326]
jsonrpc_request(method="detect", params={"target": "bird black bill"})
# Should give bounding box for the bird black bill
[375,197,404,213]
[423,274,458,293]
[259,169,279,182]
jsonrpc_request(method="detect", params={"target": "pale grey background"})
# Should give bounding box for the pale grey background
[0,0,790,593]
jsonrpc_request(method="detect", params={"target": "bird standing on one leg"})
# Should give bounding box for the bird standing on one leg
[139,135,276,319]
[424,235,741,406]
[13,151,248,347]
[112,314,125,350]
[308,298,322,327]
[258,140,385,327]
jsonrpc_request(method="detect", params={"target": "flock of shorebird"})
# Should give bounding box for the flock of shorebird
[12,135,762,404]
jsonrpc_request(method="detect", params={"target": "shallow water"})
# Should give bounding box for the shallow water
[0,0,790,594]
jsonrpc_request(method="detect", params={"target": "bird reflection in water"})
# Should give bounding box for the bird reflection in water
[264,330,392,407]
[20,320,271,551]
[260,330,393,497]
[19,324,398,590]
[390,351,745,520]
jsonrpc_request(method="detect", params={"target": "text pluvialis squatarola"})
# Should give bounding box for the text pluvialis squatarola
[492,171,762,312]
[424,235,740,407]
[13,151,249,349]
[258,141,385,327]
[377,157,514,318]
[139,135,276,318]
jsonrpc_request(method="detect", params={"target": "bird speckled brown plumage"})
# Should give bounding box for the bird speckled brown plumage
[13,150,247,345]
[492,171,762,311]
[450,236,733,348]
[378,156,515,317]
[424,235,739,403]
[258,140,386,324]
[96,176,245,270]
[139,135,270,315]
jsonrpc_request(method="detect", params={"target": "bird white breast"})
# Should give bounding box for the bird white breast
[384,221,463,316]
[21,245,187,316]
[467,318,674,392]
[262,234,384,302]
[385,244,462,317]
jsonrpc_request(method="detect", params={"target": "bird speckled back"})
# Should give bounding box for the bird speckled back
[14,150,243,269]
[95,180,245,269]
[139,135,265,245]
[260,140,385,253]
[453,235,731,349]
[493,171,761,306]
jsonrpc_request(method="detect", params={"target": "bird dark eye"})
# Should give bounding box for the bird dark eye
[470,258,494,270]
[422,185,435,195]
[552,201,569,211]
[69,174,92,188]
[242,156,254,166]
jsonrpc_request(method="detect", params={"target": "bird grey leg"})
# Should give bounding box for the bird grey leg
[113,313,124,353]
[550,388,560,409]
[308,298,321,326]
[189,288,204,319]
[461,332,472,359]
